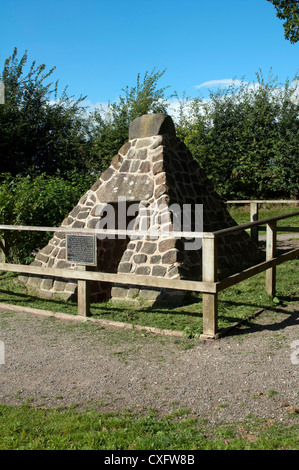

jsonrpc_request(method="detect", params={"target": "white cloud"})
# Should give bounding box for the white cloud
[290,80,299,104]
[79,99,110,114]
[166,98,182,120]
[195,78,246,89]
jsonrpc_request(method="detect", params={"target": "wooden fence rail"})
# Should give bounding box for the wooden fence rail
[0,208,298,338]
[226,200,299,244]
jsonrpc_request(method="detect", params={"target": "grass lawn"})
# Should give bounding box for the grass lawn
[0,256,297,338]
[0,201,298,337]
[227,202,299,232]
[0,403,298,450]
[0,204,298,450]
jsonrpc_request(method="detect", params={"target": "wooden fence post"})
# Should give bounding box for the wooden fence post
[202,236,218,337]
[266,221,277,297]
[0,239,5,263]
[77,265,91,316]
[250,202,259,245]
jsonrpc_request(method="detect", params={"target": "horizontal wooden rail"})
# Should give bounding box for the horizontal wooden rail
[0,262,217,294]
[226,200,299,204]
[226,200,299,244]
[0,225,214,239]
[213,210,299,238]
[216,247,299,292]
[258,226,299,232]
[0,209,298,339]
[1,210,298,240]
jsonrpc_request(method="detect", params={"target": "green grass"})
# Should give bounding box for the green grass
[0,205,297,338]
[0,204,298,451]
[0,256,297,337]
[228,203,299,233]
[0,403,298,450]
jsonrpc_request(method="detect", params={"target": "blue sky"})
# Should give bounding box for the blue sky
[1,0,298,111]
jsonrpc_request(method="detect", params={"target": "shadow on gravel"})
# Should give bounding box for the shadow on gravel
[222,306,299,338]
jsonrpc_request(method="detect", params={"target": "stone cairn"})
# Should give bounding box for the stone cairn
[20,114,260,305]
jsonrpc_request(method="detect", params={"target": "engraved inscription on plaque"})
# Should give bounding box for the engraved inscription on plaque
[66,234,97,266]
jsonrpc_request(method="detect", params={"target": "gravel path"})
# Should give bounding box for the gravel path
[0,302,298,425]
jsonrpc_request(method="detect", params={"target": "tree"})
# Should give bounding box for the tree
[176,70,299,199]
[267,0,299,43]
[90,69,170,173]
[0,48,92,176]
[0,171,97,263]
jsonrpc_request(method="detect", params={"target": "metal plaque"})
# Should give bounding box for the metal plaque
[66,234,97,266]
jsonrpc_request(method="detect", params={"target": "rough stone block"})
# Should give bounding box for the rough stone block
[35,252,49,263]
[130,160,140,173]
[152,161,164,175]
[162,250,177,264]
[77,211,90,220]
[69,205,81,218]
[58,248,66,259]
[152,265,167,277]
[40,245,54,256]
[127,287,140,298]
[118,141,131,156]
[135,266,151,275]
[53,280,68,292]
[40,278,54,290]
[101,167,115,182]
[159,239,176,252]
[155,184,167,199]
[129,114,176,140]
[111,286,128,298]
[118,262,132,273]
[142,242,156,254]
[27,275,43,289]
[138,161,150,173]
[137,148,147,160]
[138,288,160,300]
[150,255,161,264]
[133,254,147,264]
[96,174,154,203]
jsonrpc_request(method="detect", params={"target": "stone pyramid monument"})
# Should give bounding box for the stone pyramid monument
[21,114,260,304]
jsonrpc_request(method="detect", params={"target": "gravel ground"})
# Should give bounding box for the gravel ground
[0,302,298,425]
[0,236,298,426]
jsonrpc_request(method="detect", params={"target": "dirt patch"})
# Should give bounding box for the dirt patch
[0,303,298,425]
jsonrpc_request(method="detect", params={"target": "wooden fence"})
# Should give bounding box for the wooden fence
[226,200,299,245]
[0,208,298,339]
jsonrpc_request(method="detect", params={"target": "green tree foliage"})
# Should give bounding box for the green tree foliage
[0,50,172,262]
[0,45,298,255]
[0,171,97,263]
[267,0,299,43]
[0,48,92,175]
[176,70,299,199]
[89,69,170,173]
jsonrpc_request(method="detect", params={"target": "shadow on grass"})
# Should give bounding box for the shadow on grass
[0,272,78,312]
[217,297,299,337]
[226,309,299,338]
[0,272,298,338]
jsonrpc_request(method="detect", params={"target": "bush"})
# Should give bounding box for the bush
[175,70,299,199]
[0,171,97,263]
